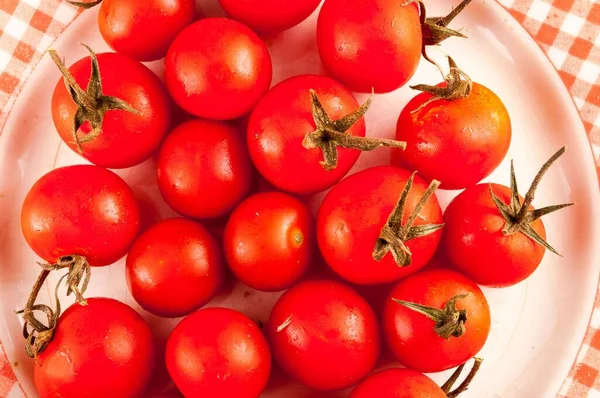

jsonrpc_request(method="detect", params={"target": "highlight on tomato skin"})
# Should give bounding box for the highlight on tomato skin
[394,59,512,191]
[223,191,316,292]
[166,307,272,398]
[164,18,273,121]
[125,218,225,318]
[218,0,322,34]
[50,47,172,169]
[96,0,196,62]
[34,298,156,398]
[157,119,253,220]
[317,166,444,285]
[246,74,368,195]
[382,269,491,373]
[266,280,381,391]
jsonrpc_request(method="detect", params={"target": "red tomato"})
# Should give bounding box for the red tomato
[444,184,546,287]
[157,119,252,219]
[317,166,444,285]
[97,0,195,61]
[34,298,155,398]
[247,75,366,195]
[224,192,315,292]
[317,0,421,93]
[443,147,573,287]
[394,82,511,190]
[218,0,321,33]
[165,18,272,120]
[267,280,380,391]
[51,49,171,169]
[21,165,140,266]
[382,269,491,373]
[166,307,271,397]
[349,368,446,398]
[126,218,224,317]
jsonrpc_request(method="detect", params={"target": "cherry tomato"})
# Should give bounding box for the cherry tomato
[382,269,491,373]
[247,74,366,195]
[34,298,155,398]
[166,307,271,397]
[317,166,443,285]
[317,0,421,93]
[267,280,380,391]
[21,165,140,266]
[97,0,195,61]
[51,49,171,169]
[443,183,543,287]
[165,18,272,120]
[394,82,511,190]
[218,0,321,33]
[442,147,572,287]
[224,192,315,292]
[157,119,252,219]
[126,218,224,317]
[349,368,446,398]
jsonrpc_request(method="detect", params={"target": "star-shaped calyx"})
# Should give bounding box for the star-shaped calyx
[489,146,574,254]
[393,294,469,339]
[410,57,473,113]
[48,44,139,153]
[403,0,473,66]
[372,172,445,266]
[302,90,406,171]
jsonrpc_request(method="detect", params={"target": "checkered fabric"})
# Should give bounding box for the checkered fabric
[0,0,598,397]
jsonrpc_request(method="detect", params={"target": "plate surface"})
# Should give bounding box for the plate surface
[0,0,599,397]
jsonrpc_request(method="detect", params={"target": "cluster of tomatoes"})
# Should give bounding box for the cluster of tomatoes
[17,0,573,397]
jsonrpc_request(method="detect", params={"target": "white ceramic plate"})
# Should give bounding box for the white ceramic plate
[1,0,599,397]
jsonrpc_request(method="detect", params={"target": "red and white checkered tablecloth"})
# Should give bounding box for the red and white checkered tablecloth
[0,0,598,397]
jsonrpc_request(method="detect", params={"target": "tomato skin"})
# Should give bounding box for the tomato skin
[98,0,195,62]
[394,83,512,190]
[443,183,547,287]
[157,119,252,219]
[51,52,171,169]
[224,192,315,292]
[165,18,272,120]
[382,269,491,373]
[218,0,321,33]
[247,74,365,195]
[126,218,224,318]
[21,165,140,266]
[350,368,446,398]
[317,166,443,285]
[317,0,422,93]
[267,280,380,391]
[166,307,271,398]
[34,298,155,398]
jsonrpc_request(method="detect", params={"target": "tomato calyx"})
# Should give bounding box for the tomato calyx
[66,0,103,9]
[302,90,406,171]
[410,57,473,112]
[372,172,444,266]
[16,255,91,359]
[441,357,483,397]
[48,44,140,153]
[393,294,469,339]
[489,146,574,255]
[404,0,473,64]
